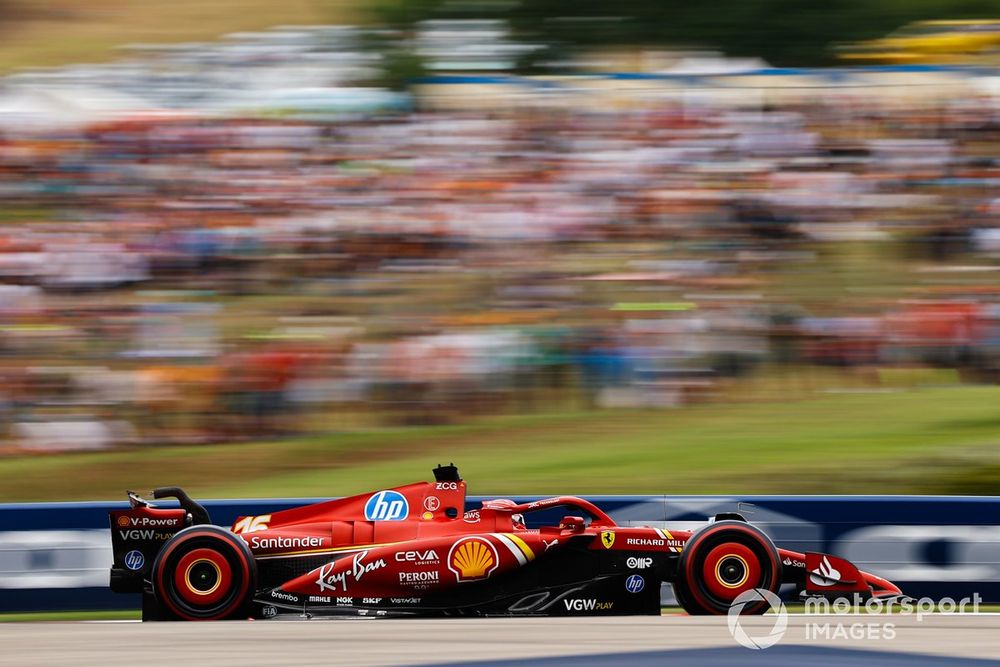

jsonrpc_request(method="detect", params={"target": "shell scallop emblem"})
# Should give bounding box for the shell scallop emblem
[448,537,499,582]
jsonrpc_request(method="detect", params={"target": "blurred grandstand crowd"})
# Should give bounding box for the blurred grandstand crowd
[1,26,999,451]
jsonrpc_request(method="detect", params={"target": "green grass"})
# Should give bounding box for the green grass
[3,385,1000,502]
[0,610,139,622]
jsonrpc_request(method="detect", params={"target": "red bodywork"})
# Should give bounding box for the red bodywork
[109,469,901,619]
[229,477,901,605]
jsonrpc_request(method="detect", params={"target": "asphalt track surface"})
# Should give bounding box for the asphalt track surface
[0,615,998,666]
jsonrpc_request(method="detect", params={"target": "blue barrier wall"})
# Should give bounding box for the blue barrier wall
[1,495,998,611]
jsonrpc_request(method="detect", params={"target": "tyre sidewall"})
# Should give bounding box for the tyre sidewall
[152,524,256,621]
[676,520,780,615]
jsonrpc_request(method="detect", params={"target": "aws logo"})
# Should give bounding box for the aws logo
[365,491,409,521]
[448,537,499,582]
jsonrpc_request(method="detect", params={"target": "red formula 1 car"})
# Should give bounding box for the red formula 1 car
[108,465,901,620]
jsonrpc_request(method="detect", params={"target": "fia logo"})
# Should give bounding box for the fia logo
[625,574,644,594]
[364,490,409,521]
[124,550,145,571]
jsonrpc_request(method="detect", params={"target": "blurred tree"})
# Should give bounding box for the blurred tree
[379,46,429,91]
[370,0,1000,66]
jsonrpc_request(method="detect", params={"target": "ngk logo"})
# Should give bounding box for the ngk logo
[627,557,653,569]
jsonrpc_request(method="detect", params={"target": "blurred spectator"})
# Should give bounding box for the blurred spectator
[1,27,1000,451]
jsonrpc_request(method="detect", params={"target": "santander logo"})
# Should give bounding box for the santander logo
[809,555,841,587]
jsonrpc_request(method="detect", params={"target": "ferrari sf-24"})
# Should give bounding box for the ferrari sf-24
[108,465,901,620]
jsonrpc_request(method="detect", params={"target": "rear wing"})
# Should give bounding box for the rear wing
[108,488,211,593]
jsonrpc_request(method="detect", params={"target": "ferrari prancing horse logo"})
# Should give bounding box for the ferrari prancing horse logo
[601,531,615,549]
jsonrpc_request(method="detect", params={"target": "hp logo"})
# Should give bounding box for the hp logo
[625,574,644,593]
[124,550,145,571]
[364,490,409,521]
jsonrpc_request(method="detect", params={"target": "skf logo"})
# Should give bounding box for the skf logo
[600,531,615,549]
[448,537,498,582]
[365,491,409,521]
[233,515,271,534]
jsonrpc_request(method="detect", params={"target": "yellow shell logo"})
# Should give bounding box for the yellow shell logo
[448,537,499,582]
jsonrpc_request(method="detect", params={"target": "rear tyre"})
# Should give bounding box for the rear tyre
[672,520,780,616]
[152,525,256,621]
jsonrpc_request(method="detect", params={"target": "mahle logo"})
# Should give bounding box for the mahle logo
[727,588,787,650]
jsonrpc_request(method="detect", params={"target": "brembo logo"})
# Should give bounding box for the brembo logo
[365,491,409,521]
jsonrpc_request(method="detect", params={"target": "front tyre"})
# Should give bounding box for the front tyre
[152,525,256,621]
[672,520,780,616]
